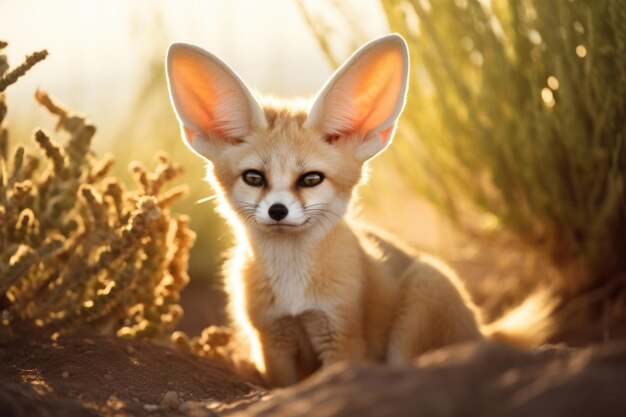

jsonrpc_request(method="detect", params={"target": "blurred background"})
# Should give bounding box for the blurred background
[3,0,625,342]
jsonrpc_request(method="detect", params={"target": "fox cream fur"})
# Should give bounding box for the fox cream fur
[166,34,483,387]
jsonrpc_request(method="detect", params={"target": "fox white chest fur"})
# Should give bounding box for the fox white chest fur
[166,34,483,387]
[257,238,318,317]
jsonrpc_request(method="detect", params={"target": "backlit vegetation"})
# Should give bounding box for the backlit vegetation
[300,0,626,335]
[0,42,195,340]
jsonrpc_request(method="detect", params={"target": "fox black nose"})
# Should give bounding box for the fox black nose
[268,204,288,221]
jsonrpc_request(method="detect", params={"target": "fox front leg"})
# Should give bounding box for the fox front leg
[257,316,300,387]
[300,310,366,366]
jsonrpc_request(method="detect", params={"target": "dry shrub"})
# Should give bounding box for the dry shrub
[171,326,233,361]
[0,42,195,340]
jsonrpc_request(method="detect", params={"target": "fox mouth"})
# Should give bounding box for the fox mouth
[267,224,300,228]
[260,219,310,233]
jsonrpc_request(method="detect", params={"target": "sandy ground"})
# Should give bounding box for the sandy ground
[3,256,625,416]
[0,334,264,417]
[3,334,626,417]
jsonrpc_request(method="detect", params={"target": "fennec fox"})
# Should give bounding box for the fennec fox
[166,34,482,387]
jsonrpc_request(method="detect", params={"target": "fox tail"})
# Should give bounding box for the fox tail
[482,288,560,348]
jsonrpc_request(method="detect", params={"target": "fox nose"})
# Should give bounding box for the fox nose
[268,204,289,221]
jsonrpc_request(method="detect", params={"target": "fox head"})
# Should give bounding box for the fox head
[165,34,409,240]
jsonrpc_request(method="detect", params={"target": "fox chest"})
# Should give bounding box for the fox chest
[257,248,333,318]
[264,266,323,318]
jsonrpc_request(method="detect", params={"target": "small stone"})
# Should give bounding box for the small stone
[160,390,179,410]
[104,373,113,381]
[143,404,159,412]
[62,371,69,378]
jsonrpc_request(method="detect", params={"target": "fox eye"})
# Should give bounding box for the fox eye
[298,172,324,188]
[242,169,265,187]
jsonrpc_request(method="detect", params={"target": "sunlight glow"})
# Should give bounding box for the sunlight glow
[2,0,341,149]
[541,87,555,108]
[485,289,558,345]
[547,76,559,90]
[528,29,542,45]
[470,50,484,67]
[209,170,265,372]
[227,244,266,373]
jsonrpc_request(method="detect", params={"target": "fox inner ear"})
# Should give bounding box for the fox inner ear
[304,34,409,162]
[166,43,266,160]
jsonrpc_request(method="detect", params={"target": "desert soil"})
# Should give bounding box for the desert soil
[0,334,264,417]
[2,333,626,417]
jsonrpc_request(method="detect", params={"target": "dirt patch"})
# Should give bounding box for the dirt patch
[0,334,264,417]
[229,341,626,417]
[3,335,626,416]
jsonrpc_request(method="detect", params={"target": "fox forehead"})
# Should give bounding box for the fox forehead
[228,103,340,175]
[211,101,363,197]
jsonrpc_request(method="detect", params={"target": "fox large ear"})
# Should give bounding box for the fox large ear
[166,43,266,160]
[304,34,409,162]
